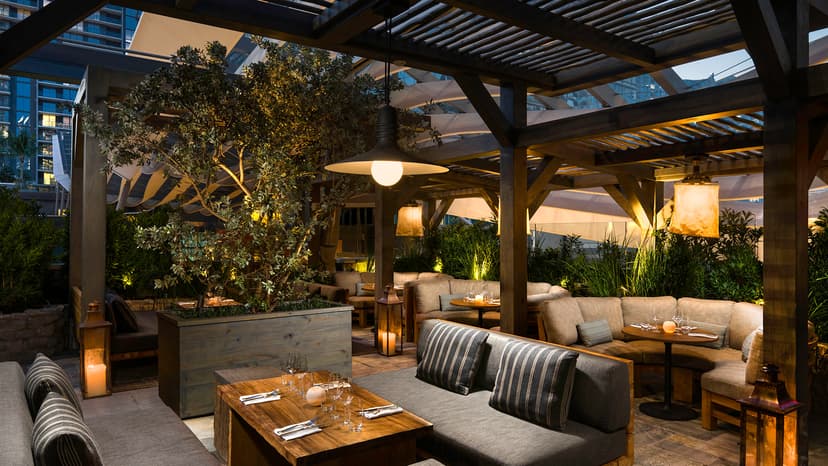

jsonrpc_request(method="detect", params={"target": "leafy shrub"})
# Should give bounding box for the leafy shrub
[435,221,499,280]
[528,234,582,286]
[106,206,177,298]
[0,188,62,313]
[569,238,633,297]
[810,209,828,341]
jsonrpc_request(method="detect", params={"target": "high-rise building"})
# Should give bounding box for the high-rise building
[0,2,136,190]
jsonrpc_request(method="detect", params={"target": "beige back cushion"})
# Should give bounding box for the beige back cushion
[577,297,624,339]
[394,272,420,286]
[448,280,499,298]
[526,282,551,295]
[334,271,362,294]
[678,297,734,327]
[745,330,764,384]
[411,279,452,313]
[416,272,452,281]
[729,302,763,350]
[540,297,584,345]
[621,296,676,326]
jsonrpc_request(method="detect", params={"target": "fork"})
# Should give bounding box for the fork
[240,389,279,402]
[275,417,318,435]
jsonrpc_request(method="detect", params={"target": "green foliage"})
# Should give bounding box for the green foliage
[564,209,762,302]
[527,234,583,286]
[105,207,176,298]
[435,221,499,280]
[569,238,633,297]
[809,208,828,341]
[394,237,437,272]
[82,42,415,312]
[0,188,62,313]
[1,131,36,188]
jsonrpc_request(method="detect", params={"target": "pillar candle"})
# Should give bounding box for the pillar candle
[378,331,397,355]
[86,363,107,397]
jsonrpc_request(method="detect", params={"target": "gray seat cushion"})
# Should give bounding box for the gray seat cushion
[356,367,627,466]
[112,311,158,354]
[0,361,34,466]
[572,340,644,363]
[82,388,219,466]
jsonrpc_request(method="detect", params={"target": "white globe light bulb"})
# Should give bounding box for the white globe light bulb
[371,160,403,186]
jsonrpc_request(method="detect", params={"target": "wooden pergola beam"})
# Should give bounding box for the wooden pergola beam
[455,73,514,146]
[519,78,765,147]
[313,0,411,43]
[654,158,764,181]
[0,0,106,71]
[527,157,563,207]
[444,0,656,67]
[731,0,794,99]
[595,131,765,167]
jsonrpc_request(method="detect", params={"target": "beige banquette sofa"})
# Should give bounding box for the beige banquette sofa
[331,271,453,327]
[539,296,763,430]
[406,278,569,343]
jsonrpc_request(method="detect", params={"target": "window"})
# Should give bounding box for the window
[41,114,56,127]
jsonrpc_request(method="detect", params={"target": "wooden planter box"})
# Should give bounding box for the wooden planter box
[157,303,353,418]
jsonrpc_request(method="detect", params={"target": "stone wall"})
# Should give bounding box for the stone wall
[0,305,68,363]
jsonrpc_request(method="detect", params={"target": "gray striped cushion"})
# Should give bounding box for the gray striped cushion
[25,353,83,418]
[489,341,579,430]
[576,319,613,347]
[32,393,103,466]
[416,322,488,395]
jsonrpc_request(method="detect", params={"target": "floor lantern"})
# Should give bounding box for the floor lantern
[739,364,801,466]
[79,301,112,398]
[375,284,403,356]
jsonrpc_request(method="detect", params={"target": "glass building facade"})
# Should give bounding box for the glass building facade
[0,2,139,189]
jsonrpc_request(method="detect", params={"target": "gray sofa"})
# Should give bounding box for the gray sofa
[539,296,763,429]
[0,360,218,466]
[405,278,569,342]
[355,319,634,466]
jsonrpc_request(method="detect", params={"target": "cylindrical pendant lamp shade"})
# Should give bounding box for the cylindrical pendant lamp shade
[324,106,448,186]
[668,180,719,238]
[396,203,424,237]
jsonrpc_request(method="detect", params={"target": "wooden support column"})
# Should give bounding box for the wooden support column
[763,98,810,463]
[70,67,109,321]
[499,82,528,336]
[734,0,810,460]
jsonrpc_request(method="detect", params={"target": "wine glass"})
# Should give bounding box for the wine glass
[672,311,684,334]
[294,354,309,396]
[329,383,343,421]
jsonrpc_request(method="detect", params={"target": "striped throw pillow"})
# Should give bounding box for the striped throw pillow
[576,319,612,347]
[32,393,103,466]
[489,341,579,430]
[416,322,488,395]
[25,353,83,418]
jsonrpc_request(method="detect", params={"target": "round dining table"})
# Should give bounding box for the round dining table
[622,325,717,421]
[448,298,501,327]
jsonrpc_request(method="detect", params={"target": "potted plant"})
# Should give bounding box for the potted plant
[83,40,435,417]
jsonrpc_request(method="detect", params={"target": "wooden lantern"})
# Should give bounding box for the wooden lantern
[375,284,403,356]
[739,364,801,466]
[79,301,112,398]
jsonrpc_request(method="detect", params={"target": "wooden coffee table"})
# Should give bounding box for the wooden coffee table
[449,298,501,327]
[218,372,432,466]
[622,325,717,421]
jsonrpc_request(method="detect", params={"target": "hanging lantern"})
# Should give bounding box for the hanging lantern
[739,364,801,466]
[396,203,424,237]
[323,13,447,186]
[79,301,112,399]
[668,159,719,238]
[375,284,403,356]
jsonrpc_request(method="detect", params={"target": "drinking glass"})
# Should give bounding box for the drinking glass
[672,312,685,334]
[341,386,354,428]
[329,383,343,421]
[294,354,309,396]
[351,398,364,432]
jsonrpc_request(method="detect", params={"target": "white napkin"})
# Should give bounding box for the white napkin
[688,332,712,338]
[240,393,281,405]
[276,425,321,440]
[362,406,403,419]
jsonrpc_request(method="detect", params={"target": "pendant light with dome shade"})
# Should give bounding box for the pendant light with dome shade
[323,8,448,186]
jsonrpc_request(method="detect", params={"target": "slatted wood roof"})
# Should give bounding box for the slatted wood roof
[4,0,828,216]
